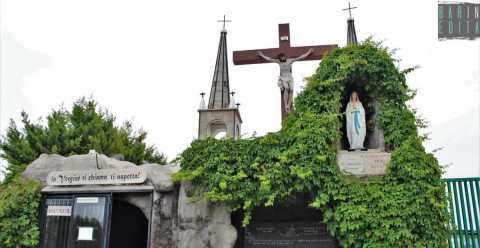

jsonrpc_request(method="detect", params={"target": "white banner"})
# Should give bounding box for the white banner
[47,167,147,186]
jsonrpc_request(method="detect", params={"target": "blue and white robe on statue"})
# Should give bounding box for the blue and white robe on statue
[346,101,366,150]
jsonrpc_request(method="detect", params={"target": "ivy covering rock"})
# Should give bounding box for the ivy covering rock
[175,40,450,247]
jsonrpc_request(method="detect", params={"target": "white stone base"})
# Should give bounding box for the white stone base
[337,149,391,177]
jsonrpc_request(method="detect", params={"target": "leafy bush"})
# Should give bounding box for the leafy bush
[175,40,450,246]
[0,177,41,248]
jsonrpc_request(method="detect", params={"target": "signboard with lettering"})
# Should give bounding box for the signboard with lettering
[47,167,147,186]
[438,2,480,40]
[337,150,390,176]
[47,205,72,216]
[244,221,336,248]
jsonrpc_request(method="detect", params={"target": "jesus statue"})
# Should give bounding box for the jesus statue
[346,91,366,151]
[256,48,314,115]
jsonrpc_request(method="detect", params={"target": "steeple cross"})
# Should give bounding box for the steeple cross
[217,15,231,31]
[342,2,358,18]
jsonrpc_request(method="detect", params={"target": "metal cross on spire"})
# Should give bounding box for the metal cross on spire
[217,15,231,31]
[342,2,358,19]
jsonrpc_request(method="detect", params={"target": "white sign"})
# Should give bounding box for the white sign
[47,167,147,186]
[76,197,99,204]
[280,35,289,41]
[47,206,72,216]
[78,227,94,241]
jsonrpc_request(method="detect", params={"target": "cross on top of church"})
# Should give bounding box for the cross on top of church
[343,2,358,19]
[217,15,231,31]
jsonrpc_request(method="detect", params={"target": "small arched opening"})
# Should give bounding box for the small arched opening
[108,199,148,248]
[209,121,228,139]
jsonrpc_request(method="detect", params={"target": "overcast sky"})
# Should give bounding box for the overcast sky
[1,0,479,178]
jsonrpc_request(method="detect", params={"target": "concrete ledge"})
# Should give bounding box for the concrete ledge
[337,149,390,177]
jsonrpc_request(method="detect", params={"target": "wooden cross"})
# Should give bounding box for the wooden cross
[342,2,357,18]
[232,23,337,121]
[233,23,336,65]
[217,15,231,31]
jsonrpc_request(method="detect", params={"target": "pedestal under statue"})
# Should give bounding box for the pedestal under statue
[346,91,366,150]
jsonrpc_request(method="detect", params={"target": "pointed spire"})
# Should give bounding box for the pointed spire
[199,92,207,110]
[347,18,358,45]
[208,21,231,109]
[343,2,358,46]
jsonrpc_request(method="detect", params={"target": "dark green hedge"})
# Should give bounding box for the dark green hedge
[175,40,450,247]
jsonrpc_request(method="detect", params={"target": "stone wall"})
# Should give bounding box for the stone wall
[177,182,237,248]
[22,153,237,248]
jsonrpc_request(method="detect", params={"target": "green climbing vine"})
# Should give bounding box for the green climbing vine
[175,40,450,247]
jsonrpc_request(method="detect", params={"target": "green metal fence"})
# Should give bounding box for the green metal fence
[445,177,480,248]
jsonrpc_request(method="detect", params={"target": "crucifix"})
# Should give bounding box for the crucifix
[233,23,337,121]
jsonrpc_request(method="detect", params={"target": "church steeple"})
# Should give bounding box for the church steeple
[347,18,358,45]
[343,2,358,46]
[208,28,230,109]
[198,16,242,139]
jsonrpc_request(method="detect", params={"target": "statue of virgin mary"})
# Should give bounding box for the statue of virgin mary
[346,91,366,150]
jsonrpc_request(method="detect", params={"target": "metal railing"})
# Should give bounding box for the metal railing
[445,177,480,247]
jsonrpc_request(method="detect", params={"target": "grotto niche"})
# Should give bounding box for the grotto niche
[339,80,385,151]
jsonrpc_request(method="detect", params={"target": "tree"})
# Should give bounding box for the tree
[0,97,167,183]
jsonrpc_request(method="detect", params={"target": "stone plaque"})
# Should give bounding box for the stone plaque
[47,167,147,186]
[337,149,390,176]
[244,221,336,248]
